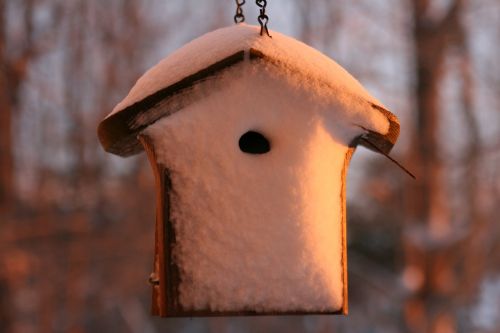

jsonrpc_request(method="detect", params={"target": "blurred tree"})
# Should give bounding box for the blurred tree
[403,0,498,332]
[0,274,11,333]
[1,0,499,332]
[0,0,32,212]
[0,0,12,213]
[404,0,465,331]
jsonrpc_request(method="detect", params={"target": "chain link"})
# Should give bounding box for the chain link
[234,0,245,24]
[256,0,271,37]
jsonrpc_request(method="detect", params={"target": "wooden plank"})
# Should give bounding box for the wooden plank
[138,135,167,316]
[362,104,400,155]
[340,147,356,315]
[157,309,344,318]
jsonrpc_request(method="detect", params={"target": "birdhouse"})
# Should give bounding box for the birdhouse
[98,24,399,317]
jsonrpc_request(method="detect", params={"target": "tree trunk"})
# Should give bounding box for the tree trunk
[0,0,14,213]
[0,273,11,333]
[404,1,465,332]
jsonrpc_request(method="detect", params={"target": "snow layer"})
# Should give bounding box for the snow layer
[111,24,400,312]
[145,60,368,312]
[110,24,389,138]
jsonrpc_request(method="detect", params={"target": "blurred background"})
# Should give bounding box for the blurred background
[1,0,499,332]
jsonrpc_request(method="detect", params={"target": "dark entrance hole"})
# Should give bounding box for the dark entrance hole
[239,131,271,154]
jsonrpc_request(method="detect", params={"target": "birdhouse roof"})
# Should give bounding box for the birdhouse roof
[98,24,399,157]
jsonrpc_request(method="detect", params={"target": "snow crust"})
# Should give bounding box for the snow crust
[111,24,389,138]
[144,61,370,312]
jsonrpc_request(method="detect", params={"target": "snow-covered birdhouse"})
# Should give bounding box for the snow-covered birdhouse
[98,24,399,317]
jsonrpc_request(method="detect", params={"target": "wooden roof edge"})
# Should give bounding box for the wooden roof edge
[360,104,400,155]
[98,50,247,157]
[98,48,399,158]
[251,48,401,156]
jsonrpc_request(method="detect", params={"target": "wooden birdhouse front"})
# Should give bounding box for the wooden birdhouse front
[98,24,399,317]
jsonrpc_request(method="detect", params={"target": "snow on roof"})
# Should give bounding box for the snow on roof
[110,24,385,116]
[99,24,399,157]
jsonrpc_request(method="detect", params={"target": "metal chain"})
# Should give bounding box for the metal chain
[234,0,245,24]
[256,0,271,37]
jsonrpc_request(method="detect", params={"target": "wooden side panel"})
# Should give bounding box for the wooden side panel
[139,134,182,316]
[138,135,167,316]
[340,147,356,315]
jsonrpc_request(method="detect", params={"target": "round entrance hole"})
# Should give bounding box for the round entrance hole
[239,131,271,154]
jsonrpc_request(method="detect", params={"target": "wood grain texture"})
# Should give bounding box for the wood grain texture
[340,147,356,315]
[138,135,167,316]
[362,104,400,155]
